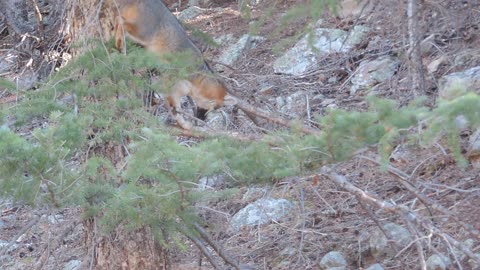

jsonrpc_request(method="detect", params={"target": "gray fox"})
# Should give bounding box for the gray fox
[114,0,237,129]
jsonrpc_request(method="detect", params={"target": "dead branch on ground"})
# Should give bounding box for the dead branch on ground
[35,219,81,270]
[359,155,480,240]
[234,98,321,136]
[320,166,480,266]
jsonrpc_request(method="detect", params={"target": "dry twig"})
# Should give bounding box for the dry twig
[179,224,222,270]
[0,211,43,256]
[359,155,480,240]
[193,223,249,270]
[36,219,81,270]
[320,166,480,265]
[234,98,320,135]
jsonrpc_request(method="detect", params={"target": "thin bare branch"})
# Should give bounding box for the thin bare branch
[320,167,480,265]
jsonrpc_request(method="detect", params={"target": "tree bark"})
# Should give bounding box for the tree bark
[84,219,169,270]
[66,0,117,55]
[407,0,426,97]
[65,1,170,268]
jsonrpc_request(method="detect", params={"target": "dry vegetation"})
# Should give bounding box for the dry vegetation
[1,0,479,269]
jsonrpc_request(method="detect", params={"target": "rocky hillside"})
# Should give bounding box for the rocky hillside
[1,0,479,269]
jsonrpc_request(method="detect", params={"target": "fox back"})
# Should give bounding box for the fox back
[114,0,236,126]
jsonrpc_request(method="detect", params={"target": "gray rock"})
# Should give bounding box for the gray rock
[279,246,296,257]
[420,34,437,55]
[339,0,374,18]
[214,34,235,47]
[177,6,204,21]
[15,69,39,91]
[389,144,413,164]
[273,26,368,75]
[0,56,12,74]
[273,91,307,117]
[350,56,400,94]
[56,93,75,106]
[369,223,412,260]
[0,240,17,253]
[426,55,447,74]
[326,103,338,109]
[242,187,267,201]
[217,34,265,68]
[451,238,474,262]
[366,263,384,270]
[454,115,469,131]
[426,254,451,270]
[468,253,480,270]
[47,214,64,224]
[319,251,347,269]
[230,198,294,231]
[63,259,81,270]
[437,66,480,136]
[311,94,325,105]
[204,109,232,129]
[188,0,200,7]
[320,98,336,107]
[198,175,226,190]
[468,129,480,168]
[239,0,261,7]
[438,66,480,100]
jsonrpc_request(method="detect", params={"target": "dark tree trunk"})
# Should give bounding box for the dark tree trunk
[66,1,171,268]
[84,219,169,270]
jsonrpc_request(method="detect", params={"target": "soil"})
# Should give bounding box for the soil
[1,0,479,269]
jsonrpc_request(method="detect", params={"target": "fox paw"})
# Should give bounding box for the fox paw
[176,116,193,130]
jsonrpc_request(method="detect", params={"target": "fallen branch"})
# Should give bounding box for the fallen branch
[193,223,249,270]
[36,219,81,270]
[359,155,480,240]
[320,166,480,266]
[0,211,43,256]
[178,224,222,270]
[234,98,321,136]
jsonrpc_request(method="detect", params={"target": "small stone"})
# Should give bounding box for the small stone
[273,26,368,75]
[63,259,81,270]
[204,109,231,129]
[319,251,347,269]
[198,175,226,190]
[366,263,384,270]
[188,0,199,7]
[426,254,451,270]
[230,198,294,231]
[279,246,296,257]
[177,6,204,21]
[242,188,267,201]
[320,98,336,107]
[438,66,480,100]
[217,34,265,68]
[48,214,64,224]
[369,223,412,260]
[468,253,480,270]
[350,56,400,94]
[274,91,307,117]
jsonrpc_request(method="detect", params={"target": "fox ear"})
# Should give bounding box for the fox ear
[223,94,237,106]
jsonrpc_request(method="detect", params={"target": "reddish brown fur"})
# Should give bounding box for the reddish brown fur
[113,0,236,129]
